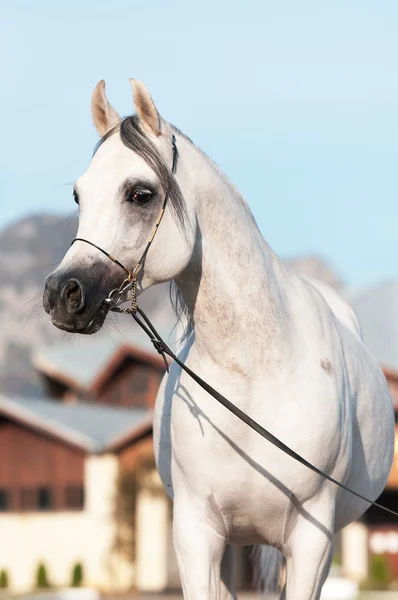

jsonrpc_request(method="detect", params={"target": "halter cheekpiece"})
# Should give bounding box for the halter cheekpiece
[71,133,178,316]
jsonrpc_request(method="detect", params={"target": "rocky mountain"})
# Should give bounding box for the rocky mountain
[0,214,342,396]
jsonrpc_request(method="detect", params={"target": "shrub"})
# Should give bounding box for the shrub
[0,569,8,588]
[369,554,393,590]
[332,550,342,566]
[36,562,50,588]
[71,562,83,587]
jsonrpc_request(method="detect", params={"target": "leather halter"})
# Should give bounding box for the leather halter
[69,132,398,519]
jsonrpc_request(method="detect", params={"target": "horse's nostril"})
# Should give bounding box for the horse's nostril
[43,273,58,314]
[61,278,85,314]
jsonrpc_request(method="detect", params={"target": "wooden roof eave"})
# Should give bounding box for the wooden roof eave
[32,354,89,395]
[101,416,153,454]
[382,365,398,382]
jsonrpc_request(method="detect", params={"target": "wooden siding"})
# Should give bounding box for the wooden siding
[118,432,154,471]
[97,358,164,409]
[37,344,166,409]
[385,370,398,412]
[0,417,85,511]
[386,426,398,490]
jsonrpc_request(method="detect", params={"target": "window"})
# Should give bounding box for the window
[65,486,84,510]
[20,488,37,511]
[38,488,52,511]
[0,489,9,511]
[20,488,53,511]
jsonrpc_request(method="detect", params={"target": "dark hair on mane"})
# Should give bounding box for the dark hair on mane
[95,115,187,228]
[95,115,193,340]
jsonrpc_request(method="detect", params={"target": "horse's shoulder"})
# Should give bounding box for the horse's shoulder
[298,275,362,339]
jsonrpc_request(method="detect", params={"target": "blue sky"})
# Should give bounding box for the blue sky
[1,1,398,286]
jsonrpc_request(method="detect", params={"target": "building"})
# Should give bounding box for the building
[341,281,398,583]
[0,395,147,592]
[26,327,252,594]
[0,327,177,594]
[33,333,166,408]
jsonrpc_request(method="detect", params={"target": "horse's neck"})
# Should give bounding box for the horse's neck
[175,137,293,368]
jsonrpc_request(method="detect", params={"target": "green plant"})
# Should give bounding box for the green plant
[36,562,50,588]
[71,562,83,587]
[369,554,393,590]
[0,569,8,588]
[332,550,342,566]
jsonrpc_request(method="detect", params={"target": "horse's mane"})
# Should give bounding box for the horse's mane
[95,115,193,342]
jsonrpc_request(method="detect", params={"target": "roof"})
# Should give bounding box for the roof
[343,280,398,372]
[107,418,153,452]
[0,395,150,453]
[33,323,174,391]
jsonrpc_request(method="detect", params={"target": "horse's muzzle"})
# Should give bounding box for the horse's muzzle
[43,265,111,334]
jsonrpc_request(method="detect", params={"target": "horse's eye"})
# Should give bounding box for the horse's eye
[128,189,153,205]
[73,190,79,205]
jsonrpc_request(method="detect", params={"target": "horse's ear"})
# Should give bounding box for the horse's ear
[129,78,161,136]
[91,80,121,137]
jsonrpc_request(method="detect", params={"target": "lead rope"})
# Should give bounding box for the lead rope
[113,301,398,519]
[74,134,398,519]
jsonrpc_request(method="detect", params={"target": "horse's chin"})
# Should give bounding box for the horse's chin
[79,308,108,334]
[50,303,109,335]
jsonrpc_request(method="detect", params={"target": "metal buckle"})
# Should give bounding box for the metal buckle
[104,277,135,307]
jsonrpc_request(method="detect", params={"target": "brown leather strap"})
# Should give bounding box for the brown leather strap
[72,238,133,280]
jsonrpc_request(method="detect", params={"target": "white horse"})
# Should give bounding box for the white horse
[43,79,395,599]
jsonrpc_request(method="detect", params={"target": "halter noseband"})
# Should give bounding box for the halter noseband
[71,134,178,311]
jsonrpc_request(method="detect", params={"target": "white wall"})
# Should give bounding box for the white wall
[0,454,174,594]
[135,473,169,591]
[341,522,368,582]
[0,454,133,593]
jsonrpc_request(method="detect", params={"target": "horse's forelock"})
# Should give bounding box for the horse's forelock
[94,115,187,230]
